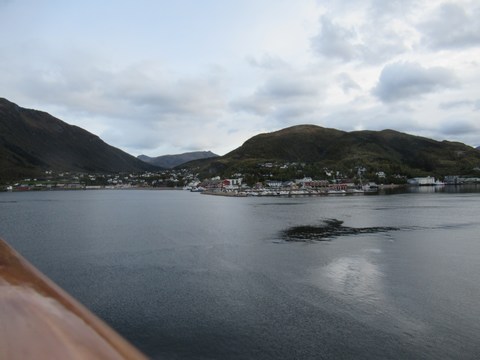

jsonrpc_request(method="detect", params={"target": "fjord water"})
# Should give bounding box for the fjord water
[1,189,480,359]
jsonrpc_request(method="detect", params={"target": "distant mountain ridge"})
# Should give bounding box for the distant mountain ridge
[3,97,479,183]
[138,151,219,169]
[187,125,480,178]
[0,98,158,181]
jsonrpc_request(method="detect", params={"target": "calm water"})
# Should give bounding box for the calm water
[1,188,480,359]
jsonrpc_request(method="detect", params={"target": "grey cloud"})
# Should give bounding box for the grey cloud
[311,14,408,64]
[100,122,164,151]
[369,0,420,18]
[13,58,227,123]
[311,16,359,62]
[317,98,480,147]
[438,119,479,136]
[439,100,479,110]
[321,106,419,133]
[246,54,290,70]
[336,73,361,93]
[100,63,228,120]
[231,72,321,118]
[360,32,409,64]
[372,62,458,103]
[273,105,317,124]
[121,79,225,118]
[230,96,272,117]
[230,69,325,128]
[0,46,229,154]
[257,77,319,99]
[420,3,480,50]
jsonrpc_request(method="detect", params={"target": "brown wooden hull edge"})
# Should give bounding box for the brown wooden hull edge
[0,238,148,360]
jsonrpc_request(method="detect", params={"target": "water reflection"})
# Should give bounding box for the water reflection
[406,184,480,194]
[378,184,480,195]
[318,256,383,301]
[407,186,444,194]
[311,251,426,336]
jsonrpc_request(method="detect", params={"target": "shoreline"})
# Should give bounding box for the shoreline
[201,184,407,197]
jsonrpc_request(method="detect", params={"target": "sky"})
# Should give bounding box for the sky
[1,0,480,156]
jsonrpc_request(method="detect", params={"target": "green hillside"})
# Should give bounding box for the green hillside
[184,125,480,181]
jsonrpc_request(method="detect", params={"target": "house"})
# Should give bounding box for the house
[295,177,313,187]
[407,176,436,185]
[218,178,243,191]
[444,175,461,185]
[266,180,283,188]
[199,179,223,190]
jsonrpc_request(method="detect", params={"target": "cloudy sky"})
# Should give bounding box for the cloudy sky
[1,0,479,156]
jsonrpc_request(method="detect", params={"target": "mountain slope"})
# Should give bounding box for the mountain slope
[138,151,218,169]
[188,125,480,178]
[0,98,158,181]
[224,125,344,162]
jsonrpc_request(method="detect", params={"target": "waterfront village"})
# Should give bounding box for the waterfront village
[3,162,480,196]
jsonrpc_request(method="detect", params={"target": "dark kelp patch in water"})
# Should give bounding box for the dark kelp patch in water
[281,218,399,242]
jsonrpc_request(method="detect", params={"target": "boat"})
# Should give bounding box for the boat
[362,183,379,192]
[0,238,147,359]
[327,189,346,195]
[190,186,206,192]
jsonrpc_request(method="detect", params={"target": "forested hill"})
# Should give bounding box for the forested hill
[138,151,218,169]
[0,98,158,181]
[185,125,480,178]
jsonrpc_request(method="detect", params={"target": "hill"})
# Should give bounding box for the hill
[0,98,158,181]
[138,151,218,169]
[185,125,480,179]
